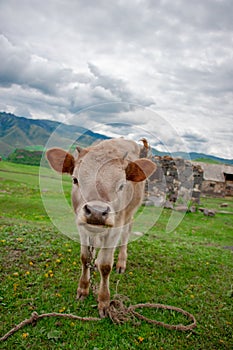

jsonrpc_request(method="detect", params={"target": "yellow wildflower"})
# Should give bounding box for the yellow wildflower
[25,271,30,275]
[29,261,34,266]
[59,307,66,313]
[22,333,29,338]
[138,336,144,343]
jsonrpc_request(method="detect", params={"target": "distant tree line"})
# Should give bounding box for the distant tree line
[7,149,43,166]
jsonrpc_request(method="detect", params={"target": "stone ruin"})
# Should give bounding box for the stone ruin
[144,155,204,208]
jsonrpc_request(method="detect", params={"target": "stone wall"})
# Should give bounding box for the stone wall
[225,177,233,196]
[193,162,233,197]
[201,180,225,197]
[145,156,203,206]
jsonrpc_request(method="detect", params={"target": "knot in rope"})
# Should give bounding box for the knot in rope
[31,312,39,326]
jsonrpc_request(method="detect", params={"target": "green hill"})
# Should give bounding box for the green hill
[0,112,109,158]
[193,157,221,164]
[7,149,43,166]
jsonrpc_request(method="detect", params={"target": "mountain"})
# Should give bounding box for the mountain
[0,112,232,165]
[0,112,109,157]
[151,149,233,165]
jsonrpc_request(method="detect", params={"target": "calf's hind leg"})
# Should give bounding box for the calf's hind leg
[116,225,130,274]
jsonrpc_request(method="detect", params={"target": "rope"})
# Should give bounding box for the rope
[0,311,100,342]
[128,303,196,331]
[0,298,197,342]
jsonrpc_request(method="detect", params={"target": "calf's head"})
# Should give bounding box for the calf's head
[46,143,156,229]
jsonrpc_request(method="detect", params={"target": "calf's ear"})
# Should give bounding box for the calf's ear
[125,158,157,182]
[46,148,75,174]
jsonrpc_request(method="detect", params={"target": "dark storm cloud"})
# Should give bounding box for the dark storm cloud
[182,131,208,144]
[0,34,84,95]
[0,32,154,116]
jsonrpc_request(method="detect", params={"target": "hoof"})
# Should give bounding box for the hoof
[116,265,126,274]
[98,301,110,318]
[76,288,89,301]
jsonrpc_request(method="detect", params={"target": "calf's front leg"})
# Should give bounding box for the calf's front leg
[96,248,115,318]
[76,245,95,300]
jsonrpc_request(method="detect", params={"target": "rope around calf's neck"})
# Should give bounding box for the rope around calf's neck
[0,298,197,342]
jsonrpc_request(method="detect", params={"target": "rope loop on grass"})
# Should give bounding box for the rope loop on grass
[0,299,197,342]
[128,303,197,331]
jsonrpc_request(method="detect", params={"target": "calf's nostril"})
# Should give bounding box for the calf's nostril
[102,206,110,217]
[84,204,92,217]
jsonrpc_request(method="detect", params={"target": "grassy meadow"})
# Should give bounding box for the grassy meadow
[0,161,233,349]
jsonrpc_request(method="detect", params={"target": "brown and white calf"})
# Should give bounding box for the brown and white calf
[46,138,156,317]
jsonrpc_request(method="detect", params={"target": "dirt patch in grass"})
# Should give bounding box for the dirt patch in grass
[223,246,233,251]
[6,248,27,259]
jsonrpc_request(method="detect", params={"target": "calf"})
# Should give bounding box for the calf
[46,138,156,317]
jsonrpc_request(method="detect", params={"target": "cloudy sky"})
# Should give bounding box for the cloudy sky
[0,0,232,158]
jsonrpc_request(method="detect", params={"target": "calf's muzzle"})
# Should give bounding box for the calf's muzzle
[83,202,111,226]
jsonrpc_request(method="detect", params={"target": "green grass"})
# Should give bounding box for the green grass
[200,196,233,212]
[0,161,233,349]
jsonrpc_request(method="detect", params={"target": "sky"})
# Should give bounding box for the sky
[0,0,232,159]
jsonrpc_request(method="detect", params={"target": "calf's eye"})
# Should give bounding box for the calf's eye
[118,183,125,192]
[72,177,78,185]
